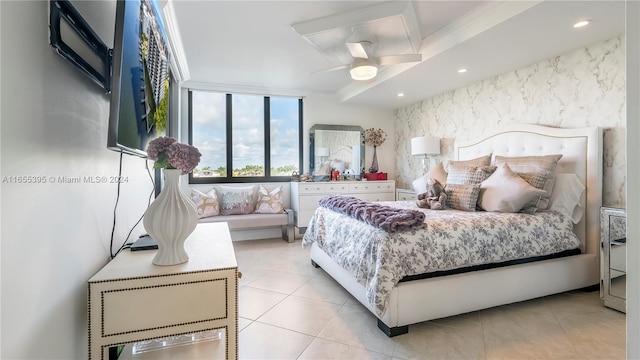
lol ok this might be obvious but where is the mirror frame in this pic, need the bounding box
[309,124,365,181]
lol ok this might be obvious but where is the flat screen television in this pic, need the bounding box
[108,0,171,157]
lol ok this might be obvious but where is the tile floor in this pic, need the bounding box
[123,237,626,359]
[233,238,626,360]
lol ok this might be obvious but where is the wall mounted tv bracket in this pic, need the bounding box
[49,0,112,93]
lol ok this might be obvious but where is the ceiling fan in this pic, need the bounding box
[318,40,422,81]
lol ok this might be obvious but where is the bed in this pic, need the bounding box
[302,124,603,336]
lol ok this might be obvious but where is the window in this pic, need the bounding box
[189,90,302,183]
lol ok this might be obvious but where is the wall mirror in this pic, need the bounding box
[600,207,626,313]
[309,124,364,181]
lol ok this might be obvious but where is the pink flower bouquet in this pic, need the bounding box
[146,136,201,175]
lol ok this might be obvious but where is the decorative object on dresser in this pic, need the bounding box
[309,124,364,181]
[290,180,395,231]
[144,137,201,266]
[600,207,626,313]
[411,135,441,173]
[364,128,387,173]
[87,223,238,360]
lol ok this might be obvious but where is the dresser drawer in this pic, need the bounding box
[349,181,394,193]
[296,184,326,194]
[299,195,325,210]
[325,183,349,193]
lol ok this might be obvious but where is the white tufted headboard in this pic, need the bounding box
[454,124,603,257]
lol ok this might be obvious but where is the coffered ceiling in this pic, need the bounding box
[165,1,625,109]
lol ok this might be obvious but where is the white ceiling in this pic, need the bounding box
[166,0,625,110]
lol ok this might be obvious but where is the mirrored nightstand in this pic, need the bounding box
[600,207,626,313]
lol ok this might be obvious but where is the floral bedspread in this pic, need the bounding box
[302,200,581,317]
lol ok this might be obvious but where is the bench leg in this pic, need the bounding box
[282,209,295,243]
[282,224,294,243]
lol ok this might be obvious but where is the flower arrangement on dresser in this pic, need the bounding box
[364,128,387,176]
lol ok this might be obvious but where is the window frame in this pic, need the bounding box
[188,90,303,184]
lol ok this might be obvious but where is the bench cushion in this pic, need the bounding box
[198,212,288,229]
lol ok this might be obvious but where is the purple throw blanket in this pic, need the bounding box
[318,195,425,233]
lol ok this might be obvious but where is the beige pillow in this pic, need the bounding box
[445,183,481,212]
[191,188,220,219]
[219,185,256,215]
[446,154,492,172]
[478,163,546,213]
[494,154,563,210]
[411,162,448,193]
[446,164,496,185]
[254,185,285,214]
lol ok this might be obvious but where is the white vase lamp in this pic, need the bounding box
[411,136,441,173]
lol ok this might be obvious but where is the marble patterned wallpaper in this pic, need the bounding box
[394,36,626,207]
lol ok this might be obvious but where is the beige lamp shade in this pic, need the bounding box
[411,136,440,156]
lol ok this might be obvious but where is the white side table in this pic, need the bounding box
[88,222,238,360]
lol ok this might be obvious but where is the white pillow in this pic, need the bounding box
[478,163,546,213]
[548,173,586,224]
[411,162,448,194]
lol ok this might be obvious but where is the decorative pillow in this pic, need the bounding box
[219,185,256,215]
[446,154,492,172]
[445,183,481,211]
[446,164,496,185]
[478,163,547,213]
[254,185,285,214]
[494,154,563,210]
[411,162,448,194]
[190,188,220,219]
[548,173,586,224]
[517,171,551,213]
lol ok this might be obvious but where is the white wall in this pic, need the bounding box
[303,94,395,179]
[1,1,152,358]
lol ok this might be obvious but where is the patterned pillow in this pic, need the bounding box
[219,185,256,215]
[495,154,562,210]
[445,183,481,211]
[478,163,547,213]
[446,164,496,185]
[254,185,285,214]
[190,188,220,219]
[518,171,551,214]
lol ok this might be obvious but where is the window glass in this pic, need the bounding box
[191,91,227,177]
[270,97,300,176]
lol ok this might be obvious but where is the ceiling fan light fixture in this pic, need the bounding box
[350,58,378,81]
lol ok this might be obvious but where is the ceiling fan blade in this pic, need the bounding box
[377,54,422,65]
[346,42,369,59]
[312,64,349,74]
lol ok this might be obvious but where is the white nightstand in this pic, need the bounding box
[396,188,416,201]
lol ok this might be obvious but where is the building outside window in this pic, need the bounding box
[189,90,302,183]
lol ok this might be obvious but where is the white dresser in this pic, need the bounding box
[290,180,395,230]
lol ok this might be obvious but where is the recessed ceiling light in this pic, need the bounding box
[458,68,467,73]
[573,20,590,28]
[397,92,405,97]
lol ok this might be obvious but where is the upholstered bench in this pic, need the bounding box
[197,208,295,243]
